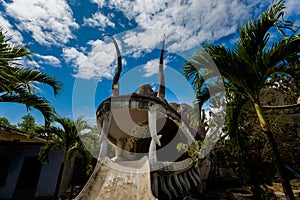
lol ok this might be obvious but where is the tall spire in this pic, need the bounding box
[104,35,122,96]
[157,36,165,100]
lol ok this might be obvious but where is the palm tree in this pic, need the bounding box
[183,60,211,130]
[0,29,62,122]
[37,116,91,198]
[185,1,299,199]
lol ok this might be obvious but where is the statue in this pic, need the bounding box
[75,36,203,200]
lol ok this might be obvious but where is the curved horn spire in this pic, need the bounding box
[104,35,122,96]
[157,36,165,100]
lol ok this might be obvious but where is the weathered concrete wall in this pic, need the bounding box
[35,150,64,197]
[75,156,157,200]
[0,144,63,199]
[0,145,25,200]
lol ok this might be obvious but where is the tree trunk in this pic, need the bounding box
[58,152,72,198]
[55,161,64,199]
[254,103,295,200]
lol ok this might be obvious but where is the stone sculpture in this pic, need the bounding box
[75,36,204,200]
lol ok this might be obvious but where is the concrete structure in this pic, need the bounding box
[75,37,204,200]
[75,157,157,200]
[0,126,64,200]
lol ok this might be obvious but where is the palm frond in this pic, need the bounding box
[0,93,56,122]
[203,1,299,101]
[0,30,31,66]
[204,44,255,98]
[0,29,61,122]
[13,67,63,95]
[38,116,90,163]
[38,135,63,163]
[238,0,286,58]
[268,34,300,68]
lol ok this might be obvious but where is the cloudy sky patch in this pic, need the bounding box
[3,0,79,46]
[0,0,299,124]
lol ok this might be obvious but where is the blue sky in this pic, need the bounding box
[0,0,299,125]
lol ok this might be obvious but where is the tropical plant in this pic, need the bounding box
[37,116,91,197]
[183,60,211,127]
[185,1,299,199]
[0,29,62,122]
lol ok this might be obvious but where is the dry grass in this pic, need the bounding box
[267,179,300,191]
[266,180,300,199]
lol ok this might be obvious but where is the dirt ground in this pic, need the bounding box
[267,180,300,200]
[183,179,300,200]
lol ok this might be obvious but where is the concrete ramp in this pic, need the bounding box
[74,156,157,200]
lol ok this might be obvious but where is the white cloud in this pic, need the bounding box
[25,59,40,69]
[0,14,23,44]
[90,0,299,80]
[83,12,115,30]
[122,29,165,58]
[93,0,276,53]
[92,0,105,8]
[34,54,61,67]
[143,58,169,77]
[51,0,300,81]
[62,39,119,80]
[3,0,79,46]
[14,57,40,69]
